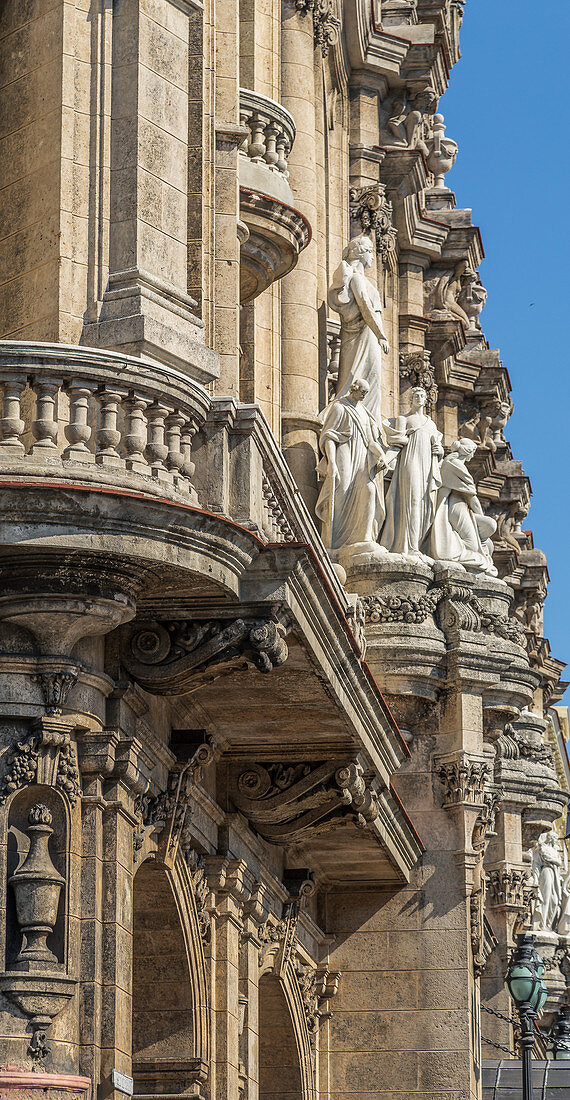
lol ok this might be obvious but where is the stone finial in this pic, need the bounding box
[426,113,458,189]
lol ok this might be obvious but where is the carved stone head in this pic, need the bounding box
[343,235,374,268]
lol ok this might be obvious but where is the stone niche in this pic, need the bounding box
[6,787,68,971]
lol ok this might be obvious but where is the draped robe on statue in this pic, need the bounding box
[328,263,385,429]
[316,397,385,552]
[428,451,497,574]
[380,415,442,556]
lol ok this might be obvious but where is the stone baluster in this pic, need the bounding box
[180,419,196,482]
[30,378,61,456]
[248,114,266,161]
[275,133,289,175]
[124,394,150,475]
[146,402,170,481]
[63,382,95,463]
[0,378,26,455]
[95,387,125,467]
[239,108,251,155]
[264,121,279,169]
[165,411,185,484]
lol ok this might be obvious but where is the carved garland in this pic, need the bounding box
[0,726,81,806]
[295,0,340,57]
[360,580,525,645]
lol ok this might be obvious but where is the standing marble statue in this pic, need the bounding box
[380,386,444,559]
[428,438,498,575]
[316,379,386,558]
[328,235,389,430]
[531,829,564,932]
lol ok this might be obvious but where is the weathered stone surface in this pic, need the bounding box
[0,2,565,1099]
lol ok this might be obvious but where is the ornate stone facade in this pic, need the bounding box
[0,1,567,1099]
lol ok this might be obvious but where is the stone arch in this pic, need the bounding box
[132,854,209,1095]
[258,951,315,1100]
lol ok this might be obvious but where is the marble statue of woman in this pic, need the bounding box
[428,438,498,575]
[328,235,389,431]
[316,379,386,561]
[379,386,443,559]
[531,829,564,932]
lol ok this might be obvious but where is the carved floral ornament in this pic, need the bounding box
[256,880,341,1058]
[487,866,535,911]
[135,747,216,942]
[294,0,340,57]
[435,754,490,807]
[399,351,438,412]
[0,723,81,806]
[349,185,398,264]
[359,576,525,644]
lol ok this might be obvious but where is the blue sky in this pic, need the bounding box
[440,0,570,700]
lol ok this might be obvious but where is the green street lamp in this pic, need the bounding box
[505,934,548,1100]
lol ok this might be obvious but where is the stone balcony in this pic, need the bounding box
[0,340,422,886]
[0,342,210,505]
[238,89,311,303]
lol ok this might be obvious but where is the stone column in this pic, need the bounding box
[280,0,319,508]
[205,859,251,1100]
[327,563,540,1100]
[76,730,152,1100]
[83,0,218,385]
[212,0,245,399]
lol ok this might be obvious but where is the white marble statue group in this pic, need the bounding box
[316,235,497,574]
[530,828,570,937]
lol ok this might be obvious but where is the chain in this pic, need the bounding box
[481,1001,520,1028]
[481,1034,519,1058]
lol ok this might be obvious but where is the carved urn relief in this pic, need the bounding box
[1,799,76,1064]
[9,805,65,968]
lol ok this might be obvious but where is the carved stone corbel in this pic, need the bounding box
[32,667,79,715]
[134,742,215,864]
[122,617,288,696]
[230,759,381,843]
[294,960,341,1054]
[257,873,315,973]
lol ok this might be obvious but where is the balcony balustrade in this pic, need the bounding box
[0,343,210,503]
[238,89,310,303]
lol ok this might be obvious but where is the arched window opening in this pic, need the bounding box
[259,973,303,1100]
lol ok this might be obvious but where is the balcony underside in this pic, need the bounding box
[0,484,421,885]
[239,161,310,303]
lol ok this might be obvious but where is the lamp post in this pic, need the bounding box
[504,933,548,1100]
